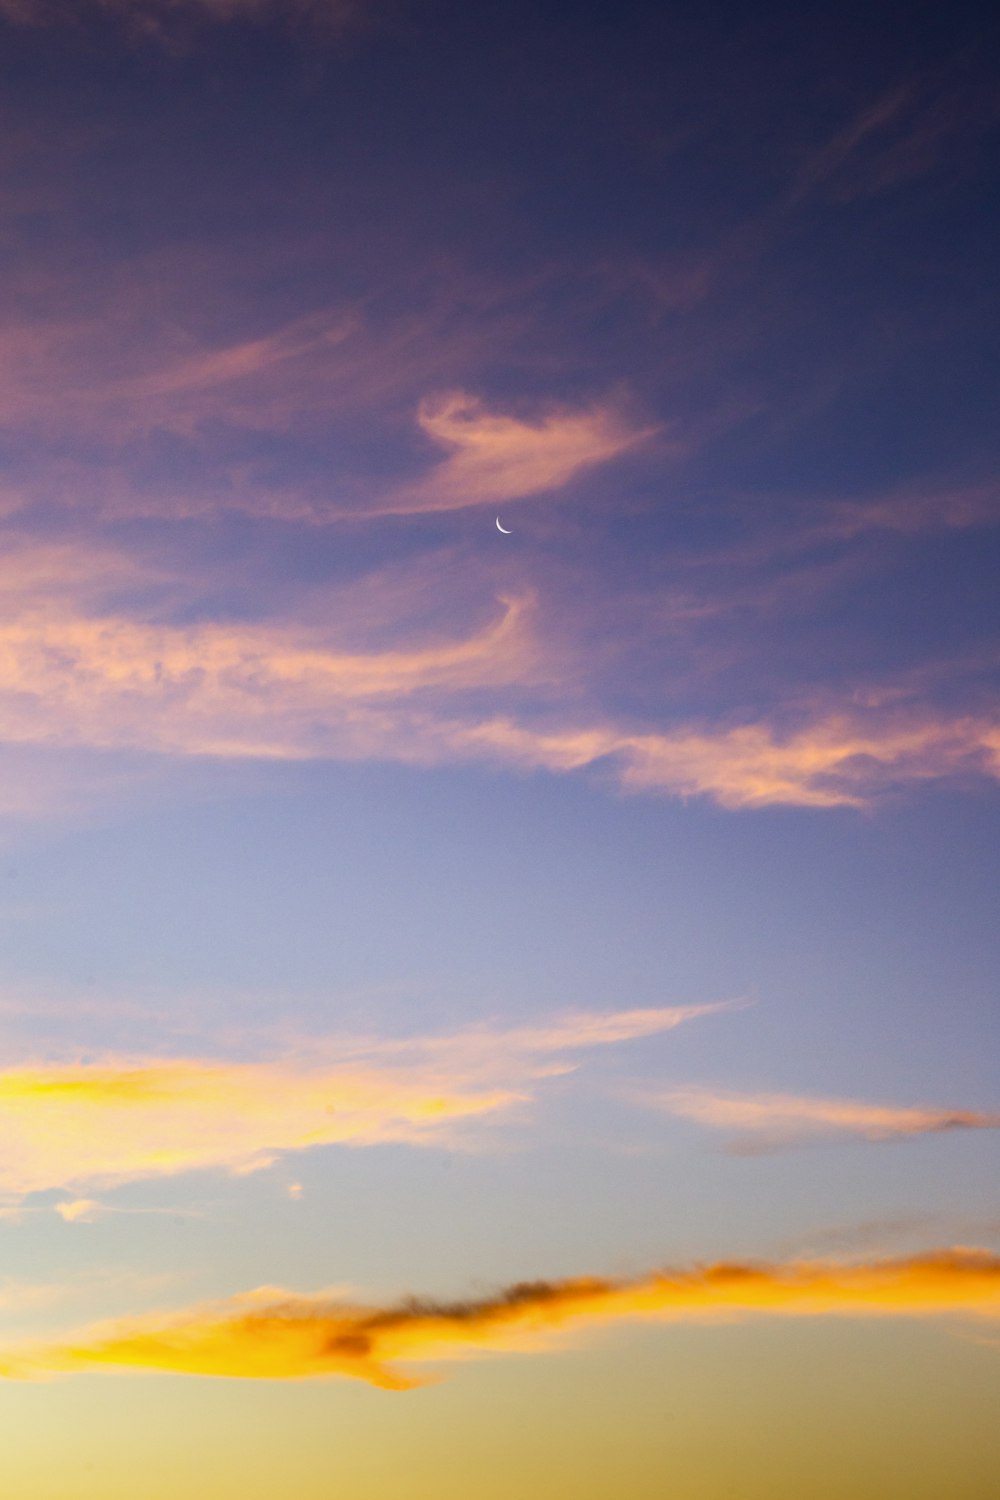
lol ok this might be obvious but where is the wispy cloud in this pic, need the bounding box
[0,303,363,452]
[787,84,919,205]
[0,539,996,810]
[380,392,659,516]
[0,0,362,37]
[433,709,1000,810]
[3,1248,997,1385]
[825,482,1000,540]
[652,1087,1000,1152]
[53,1199,102,1223]
[0,576,541,763]
[725,481,1000,566]
[788,65,1000,206]
[0,1004,721,1199]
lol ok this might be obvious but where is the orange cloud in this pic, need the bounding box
[0,585,540,761]
[382,391,658,514]
[3,1248,998,1385]
[1,590,998,806]
[428,709,1000,810]
[653,1088,1000,1151]
[0,1004,719,1199]
[618,714,1000,808]
[0,309,650,524]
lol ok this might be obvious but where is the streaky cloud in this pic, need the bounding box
[652,1087,1000,1152]
[3,1247,998,1386]
[0,541,997,810]
[0,0,361,34]
[0,1003,721,1198]
[437,709,1000,809]
[380,391,659,516]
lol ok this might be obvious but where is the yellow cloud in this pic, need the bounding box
[53,1199,102,1223]
[0,1004,719,1198]
[654,1088,1000,1150]
[3,1248,997,1386]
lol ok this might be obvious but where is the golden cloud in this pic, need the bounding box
[654,1087,1000,1151]
[3,1248,998,1385]
[0,1004,720,1199]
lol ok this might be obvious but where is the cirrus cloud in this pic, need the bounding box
[0,546,997,809]
[0,1004,722,1200]
[0,0,360,33]
[380,391,660,515]
[0,540,998,814]
[651,1087,1000,1152]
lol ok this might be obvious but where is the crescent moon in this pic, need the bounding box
[496,517,512,534]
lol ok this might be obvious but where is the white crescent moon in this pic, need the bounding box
[496,517,512,534]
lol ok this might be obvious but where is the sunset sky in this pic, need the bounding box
[0,2,998,1496]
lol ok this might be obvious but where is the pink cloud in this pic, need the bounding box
[0,0,361,31]
[651,1087,1000,1151]
[380,391,660,515]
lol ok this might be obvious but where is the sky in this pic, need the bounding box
[0,0,998,1495]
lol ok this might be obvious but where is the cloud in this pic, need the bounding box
[381,392,658,515]
[0,294,653,527]
[0,581,542,762]
[1,587,998,806]
[3,1248,998,1385]
[428,709,1000,810]
[0,539,997,814]
[787,85,918,205]
[0,0,360,35]
[652,1088,1000,1152]
[0,1279,75,1313]
[53,1199,102,1223]
[678,481,1000,580]
[821,483,1000,541]
[129,309,362,411]
[787,66,1000,207]
[0,304,364,456]
[0,1004,720,1199]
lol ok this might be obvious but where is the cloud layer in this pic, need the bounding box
[0,538,997,811]
[3,1248,997,1385]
